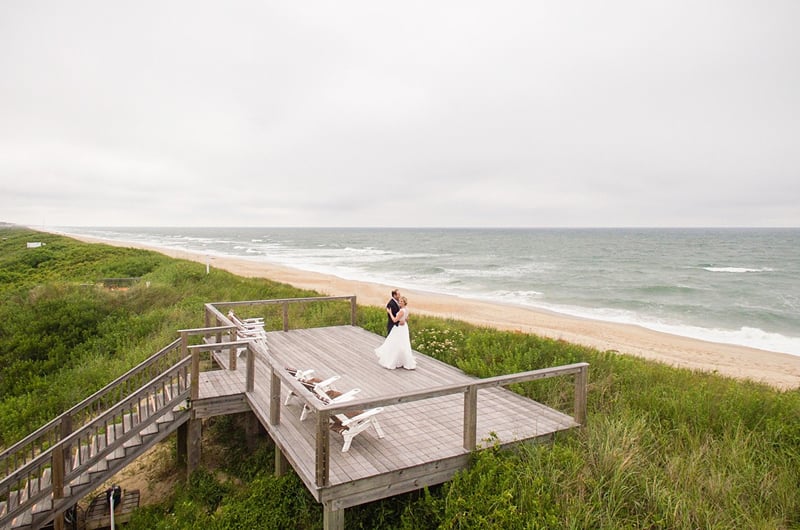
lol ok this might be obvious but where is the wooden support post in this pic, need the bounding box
[52,458,64,530]
[229,329,237,371]
[186,418,202,477]
[215,317,222,345]
[349,296,357,326]
[463,385,478,451]
[50,413,73,530]
[246,345,255,393]
[269,368,281,425]
[185,331,198,402]
[282,302,289,331]
[323,503,344,530]
[315,411,330,487]
[275,446,289,477]
[177,421,188,465]
[60,413,73,445]
[244,412,261,451]
[574,364,588,426]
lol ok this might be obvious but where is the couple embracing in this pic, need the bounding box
[375,288,416,370]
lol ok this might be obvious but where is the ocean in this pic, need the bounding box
[55,226,800,356]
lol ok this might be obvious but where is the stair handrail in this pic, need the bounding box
[1,337,183,477]
[0,355,192,526]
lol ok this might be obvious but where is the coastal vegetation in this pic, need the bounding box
[1,226,799,528]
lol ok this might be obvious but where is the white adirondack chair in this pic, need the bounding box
[300,385,361,421]
[284,368,386,451]
[330,407,386,452]
[228,310,268,356]
[284,368,341,406]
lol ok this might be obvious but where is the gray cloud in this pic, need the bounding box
[1,0,798,227]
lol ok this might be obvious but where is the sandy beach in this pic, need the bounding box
[70,234,800,390]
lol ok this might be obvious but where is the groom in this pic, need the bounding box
[386,289,401,335]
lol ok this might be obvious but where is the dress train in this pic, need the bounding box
[375,322,416,370]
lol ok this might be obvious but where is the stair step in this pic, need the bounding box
[9,475,36,529]
[12,510,27,526]
[30,496,52,515]
[110,445,126,460]
[70,468,90,487]
[0,468,57,529]
[72,443,89,470]
[11,512,31,528]
[123,434,142,449]
[5,491,20,513]
[30,468,52,515]
[123,412,137,431]
[88,458,108,475]
[140,423,159,436]
[90,434,108,456]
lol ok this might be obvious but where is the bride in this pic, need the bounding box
[375,296,416,370]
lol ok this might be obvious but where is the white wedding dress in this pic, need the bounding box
[375,308,416,370]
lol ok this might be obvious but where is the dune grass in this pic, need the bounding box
[1,226,799,529]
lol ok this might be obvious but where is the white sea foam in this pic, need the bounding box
[646,323,800,356]
[52,226,800,357]
[492,299,800,356]
[702,266,774,273]
[440,264,552,278]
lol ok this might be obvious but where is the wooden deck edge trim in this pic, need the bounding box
[192,394,250,419]
[321,454,471,510]
[322,429,573,512]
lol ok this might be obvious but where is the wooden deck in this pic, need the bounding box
[195,325,580,511]
[0,296,584,530]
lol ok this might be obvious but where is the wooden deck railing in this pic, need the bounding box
[0,338,184,478]
[178,325,240,394]
[185,340,255,397]
[267,358,589,487]
[0,357,192,527]
[204,295,358,333]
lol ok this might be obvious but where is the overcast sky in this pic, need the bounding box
[1,1,798,228]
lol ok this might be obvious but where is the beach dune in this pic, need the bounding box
[70,234,800,391]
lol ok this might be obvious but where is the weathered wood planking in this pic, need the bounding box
[84,489,140,530]
[195,325,579,508]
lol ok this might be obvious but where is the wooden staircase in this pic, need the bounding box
[0,341,192,530]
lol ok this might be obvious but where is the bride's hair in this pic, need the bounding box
[400,296,408,305]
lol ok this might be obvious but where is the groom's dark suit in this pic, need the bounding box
[386,297,400,335]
